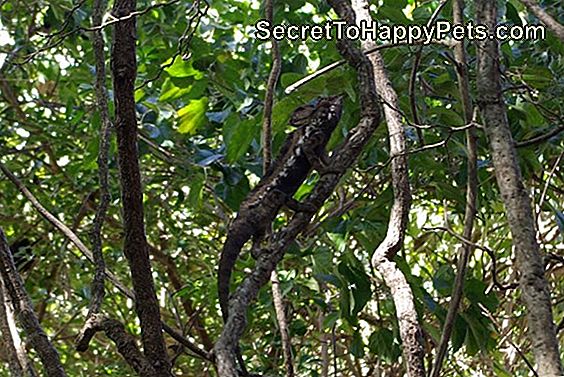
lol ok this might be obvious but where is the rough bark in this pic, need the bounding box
[475,0,563,375]
[0,228,66,377]
[111,0,171,374]
[214,8,381,372]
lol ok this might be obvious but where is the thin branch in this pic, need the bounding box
[259,0,293,374]
[519,0,564,42]
[87,0,112,319]
[515,125,564,148]
[284,38,456,95]
[260,0,281,173]
[430,1,478,374]
[136,0,209,90]
[423,226,518,290]
[270,271,294,377]
[479,304,539,376]
[408,48,425,145]
[14,0,189,66]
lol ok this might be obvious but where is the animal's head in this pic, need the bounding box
[316,95,343,122]
[289,95,343,127]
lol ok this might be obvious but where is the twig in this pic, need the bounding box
[479,304,539,377]
[284,38,456,95]
[14,0,187,66]
[516,125,564,148]
[423,226,518,290]
[136,0,209,89]
[430,1,478,374]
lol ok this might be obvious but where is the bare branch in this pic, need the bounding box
[519,0,564,42]
[516,125,564,148]
[75,314,159,377]
[87,0,112,319]
[430,0,478,374]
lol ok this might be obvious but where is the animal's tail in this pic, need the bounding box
[218,226,249,321]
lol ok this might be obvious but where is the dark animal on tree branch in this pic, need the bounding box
[218,95,344,322]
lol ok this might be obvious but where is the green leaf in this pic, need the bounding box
[351,331,365,358]
[505,1,522,25]
[281,72,303,89]
[222,115,257,163]
[187,174,204,209]
[433,265,455,297]
[451,314,467,352]
[464,278,499,312]
[461,305,497,354]
[521,67,553,89]
[378,6,411,24]
[368,328,401,362]
[165,57,204,79]
[159,78,193,102]
[337,252,372,318]
[177,97,208,134]
[323,312,339,330]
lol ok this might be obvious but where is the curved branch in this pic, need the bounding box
[519,0,564,42]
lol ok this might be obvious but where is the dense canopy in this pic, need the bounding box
[0,0,562,376]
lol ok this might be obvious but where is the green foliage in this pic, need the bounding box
[0,0,562,375]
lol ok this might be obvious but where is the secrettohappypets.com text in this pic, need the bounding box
[255,19,546,44]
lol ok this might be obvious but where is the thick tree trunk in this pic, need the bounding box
[475,1,563,375]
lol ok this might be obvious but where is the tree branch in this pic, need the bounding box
[0,228,67,377]
[111,0,171,373]
[431,0,478,374]
[519,0,564,42]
